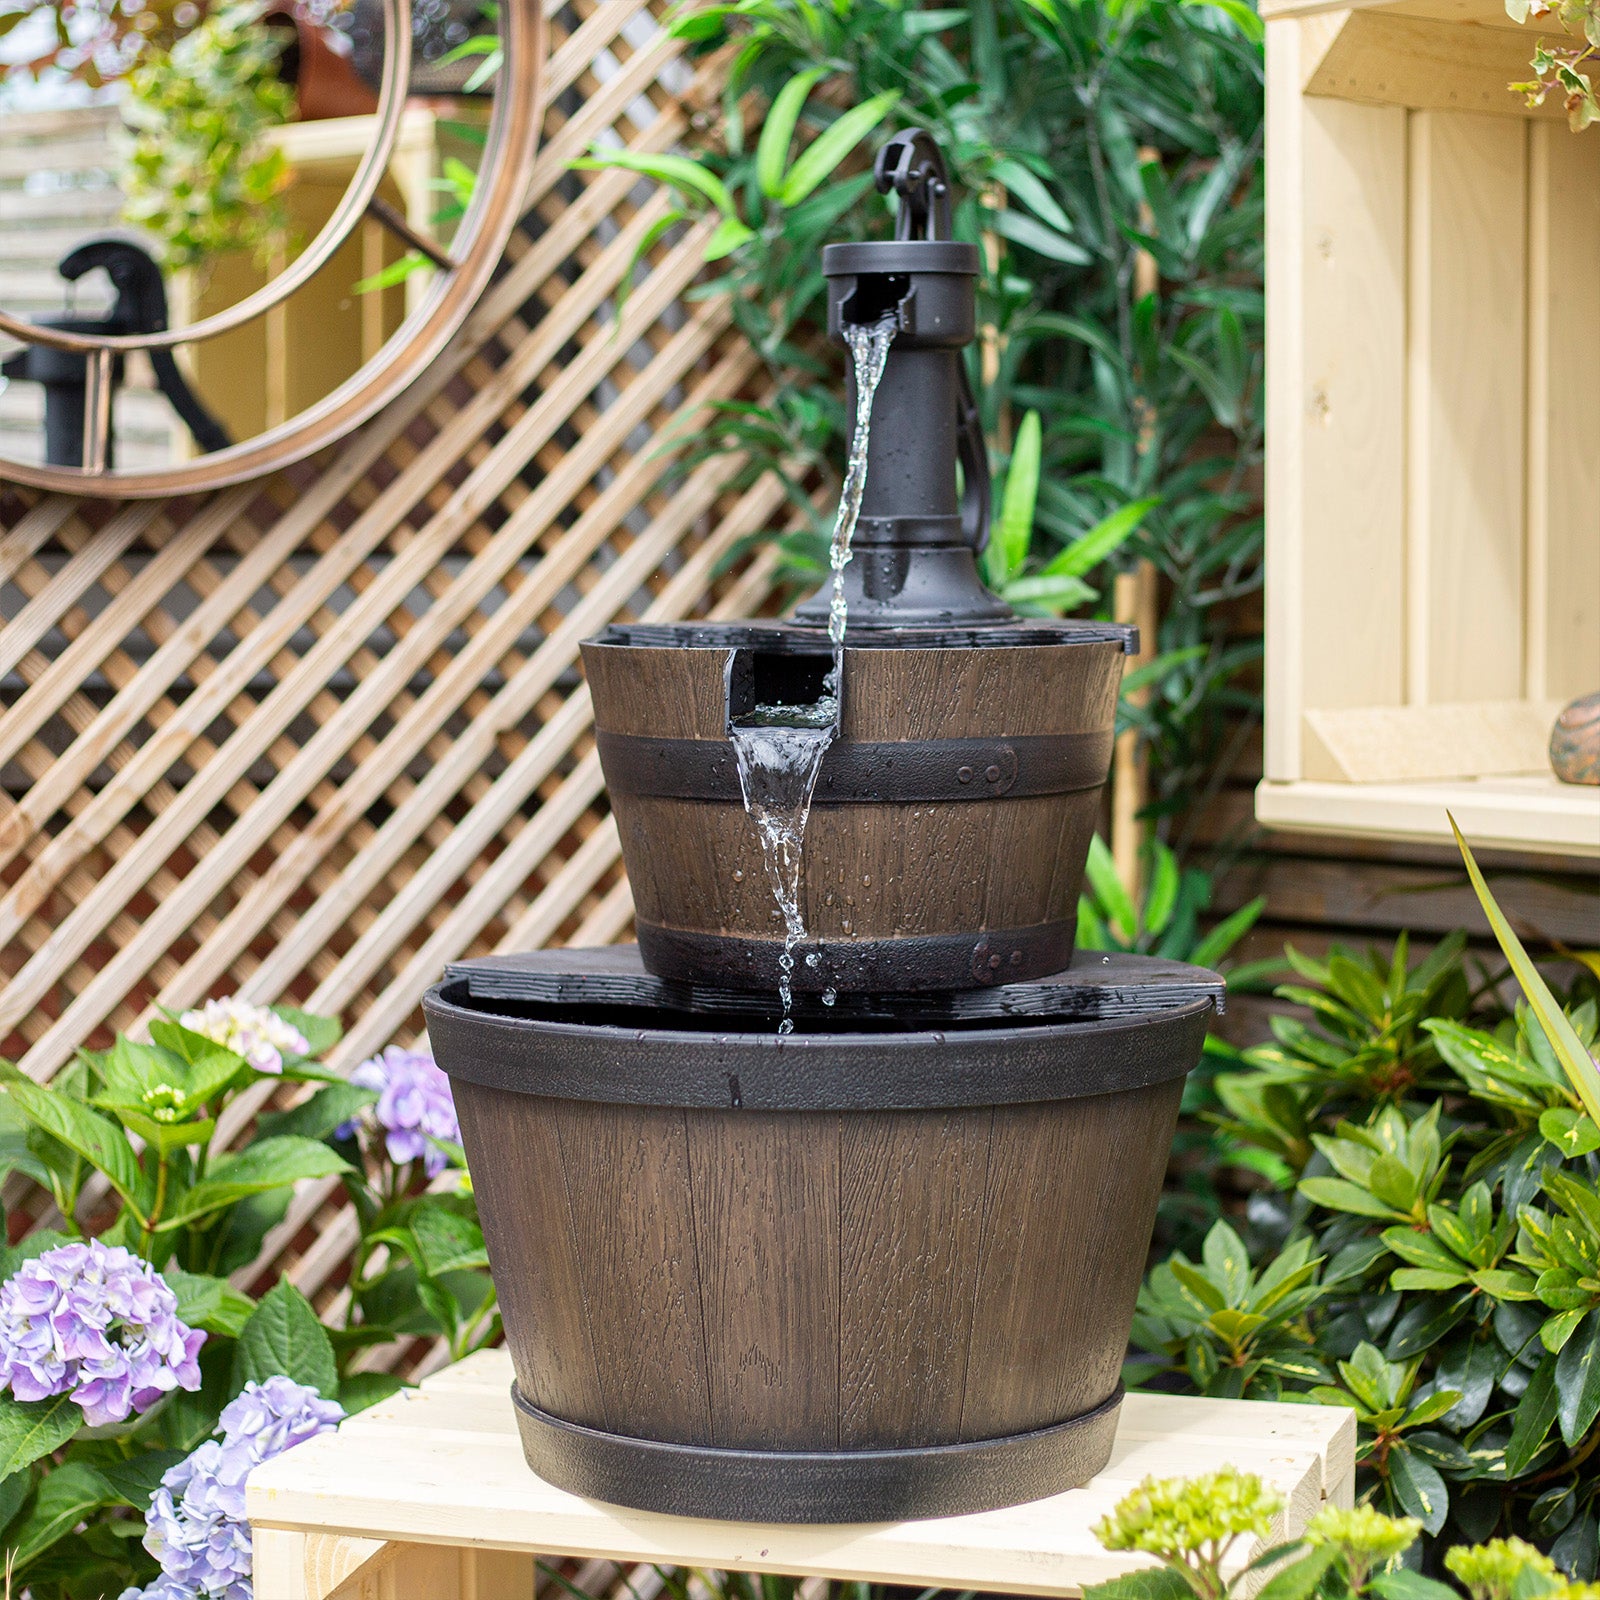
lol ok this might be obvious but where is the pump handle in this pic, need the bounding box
[874,129,953,243]
[58,239,231,455]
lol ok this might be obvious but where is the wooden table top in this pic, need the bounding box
[248,1349,1356,1598]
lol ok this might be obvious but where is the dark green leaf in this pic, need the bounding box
[410,1204,489,1276]
[257,1082,376,1145]
[1082,1569,1197,1600]
[338,1372,406,1416]
[165,1268,256,1338]
[164,1136,350,1228]
[1253,1547,1338,1600]
[0,1393,81,1476]
[98,1448,187,1510]
[8,1460,111,1567]
[1387,1445,1448,1533]
[231,1279,339,1401]
[1371,1572,1461,1600]
[1505,1357,1559,1476]
[1554,1310,1600,1445]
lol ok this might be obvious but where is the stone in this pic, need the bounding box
[1549,692,1600,786]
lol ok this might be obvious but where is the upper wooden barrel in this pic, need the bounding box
[582,621,1134,993]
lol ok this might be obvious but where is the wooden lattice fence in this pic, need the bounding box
[0,0,782,1373]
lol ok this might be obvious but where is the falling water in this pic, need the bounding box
[827,313,898,651]
[729,313,897,1033]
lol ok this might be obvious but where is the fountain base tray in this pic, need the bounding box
[511,1380,1124,1524]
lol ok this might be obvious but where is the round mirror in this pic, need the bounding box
[0,0,540,495]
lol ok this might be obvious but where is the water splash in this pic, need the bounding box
[729,313,897,1033]
[729,718,833,1033]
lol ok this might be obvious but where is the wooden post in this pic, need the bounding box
[1110,149,1164,903]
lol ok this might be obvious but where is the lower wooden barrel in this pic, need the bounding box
[424,975,1207,1522]
[582,621,1133,994]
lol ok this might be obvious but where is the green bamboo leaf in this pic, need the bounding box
[990,409,1041,584]
[778,91,901,208]
[573,148,739,218]
[1084,832,1139,944]
[1452,815,1600,1126]
[756,68,826,198]
[1041,496,1157,580]
[1190,896,1266,970]
[993,206,1091,264]
[704,215,756,262]
[992,157,1071,232]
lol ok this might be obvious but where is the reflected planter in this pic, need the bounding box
[424,966,1210,1523]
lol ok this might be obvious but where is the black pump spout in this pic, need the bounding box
[794,129,1011,629]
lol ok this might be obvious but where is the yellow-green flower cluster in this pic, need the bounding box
[1445,1539,1560,1600]
[1092,1467,1284,1558]
[1304,1505,1421,1567]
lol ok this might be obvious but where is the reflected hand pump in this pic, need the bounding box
[0,239,230,468]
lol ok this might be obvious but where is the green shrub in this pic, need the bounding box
[1130,914,1600,1569]
[581,0,1266,836]
[118,2,293,271]
[1083,1467,1594,1600]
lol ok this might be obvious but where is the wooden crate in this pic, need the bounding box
[1258,0,1600,857]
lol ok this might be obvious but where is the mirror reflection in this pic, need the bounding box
[0,0,496,471]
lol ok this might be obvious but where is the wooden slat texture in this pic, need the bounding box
[0,0,789,1369]
[248,1348,1356,1600]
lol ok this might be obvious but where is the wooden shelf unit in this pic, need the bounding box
[1259,0,1600,858]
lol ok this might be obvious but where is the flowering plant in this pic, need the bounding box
[0,1005,494,1598]
[1086,1469,1595,1600]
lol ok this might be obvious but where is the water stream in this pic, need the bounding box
[728,313,897,1031]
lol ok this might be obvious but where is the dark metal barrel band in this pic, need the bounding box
[511,1383,1123,1524]
[596,729,1113,803]
[636,919,1077,993]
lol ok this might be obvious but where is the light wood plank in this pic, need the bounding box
[1406,111,1528,706]
[1257,774,1600,855]
[1303,697,1566,780]
[1303,10,1563,116]
[1524,121,1600,702]
[1299,96,1408,717]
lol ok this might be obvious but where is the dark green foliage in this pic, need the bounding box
[1132,934,1600,1569]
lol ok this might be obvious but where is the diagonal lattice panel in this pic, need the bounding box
[0,0,789,1352]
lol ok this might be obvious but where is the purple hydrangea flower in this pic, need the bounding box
[348,1044,459,1176]
[177,997,310,1076]
[0,1239,204,1427]
[123,1375,344,1600]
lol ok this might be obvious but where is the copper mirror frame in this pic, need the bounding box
[0,0,544,498]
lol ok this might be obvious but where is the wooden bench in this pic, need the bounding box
[248,1348,1356,1600]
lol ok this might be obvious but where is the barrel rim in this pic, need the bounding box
[423,979,1211,1110]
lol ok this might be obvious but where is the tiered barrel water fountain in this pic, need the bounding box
[425,131,1221,1525]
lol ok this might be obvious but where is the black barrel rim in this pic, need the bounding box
[512,1383,1123,1524]
[423,980,1211,1111]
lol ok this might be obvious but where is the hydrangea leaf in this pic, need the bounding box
[0,1064,146,1216]
[7,1459,112,1568]
[162,1136,350,1229]
[98,1447,188,1511]
[165,1268,256,1338]
[256,1082,376,1145]
[231,1279,338,1402]
[0,1392,82,1476]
